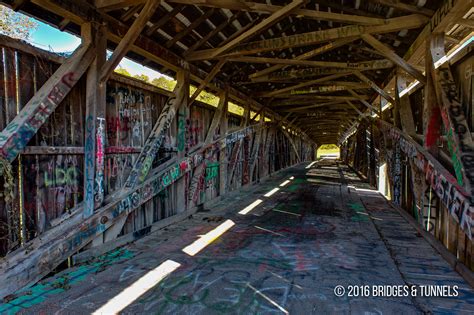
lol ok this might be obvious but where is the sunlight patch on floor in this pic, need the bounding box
[182,220,235,256]
[239,199,263,215]
[93,260,181,314]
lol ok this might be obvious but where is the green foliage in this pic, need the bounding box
[0,5,38,40]
[115,70,246,117]
[151,76,176,91]
[114,68,131,77]
[133,74,149,83]
[319,144,339,150]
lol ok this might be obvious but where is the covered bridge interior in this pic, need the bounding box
[0,0,474,313]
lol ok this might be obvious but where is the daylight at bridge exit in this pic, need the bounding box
[0,0,473,314]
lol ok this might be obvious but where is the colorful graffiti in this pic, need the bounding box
[0,248,133,314]
[0,71,77,162]
[125,96,177,189]
[95,117,105,207]
[378,120,474,239]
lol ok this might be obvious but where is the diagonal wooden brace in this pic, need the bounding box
[0,43,95,162]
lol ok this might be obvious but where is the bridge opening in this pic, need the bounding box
[0,0,474,313]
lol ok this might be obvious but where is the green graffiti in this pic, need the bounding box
[348,203,369,222]
[0,248,133,314]
[287,178,307,192]
[205,163,219,180]
[446,129,464,186]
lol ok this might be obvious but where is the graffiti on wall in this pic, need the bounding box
[392,142,401,206]
[125,96,177,189]
[95,117,105,207]
[0,72,77,161]
[378,120,474,239]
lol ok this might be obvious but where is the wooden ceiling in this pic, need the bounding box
[3,0,472,144]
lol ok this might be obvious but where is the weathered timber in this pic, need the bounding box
[263,72,351,97]
[0,123,263,300]
[184,13,241,56]
[189,59,226,106]
[99,0,160,83]
[0,42,94,162]
[249,37,357,79]
[27,0,305,138]
[189,90,228,205]
[167,0,387,25]
[230,57,394,71]
[83,23,107,217]
[123,71,186,190]
[201,0,305,59]
[361,33,426,84]
[348,89,380,113]
[353,70,396,104]
[165,8,215,49]
[252,67,388,83]
[377,119,474,240]
[430,33,474,201]
[187,14,428,60]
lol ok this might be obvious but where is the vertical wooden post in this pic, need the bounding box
[423,37,440,157]
[241,103,250,128]
[219,87,229,197]
[83,22,107,218]
[176,68,190,213]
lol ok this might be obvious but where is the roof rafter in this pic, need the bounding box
[249,37,357,79]
[199,0,306,60]
[166,0,387,25]
[187,14,429,60]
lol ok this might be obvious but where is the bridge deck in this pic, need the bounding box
[2,160,473,314]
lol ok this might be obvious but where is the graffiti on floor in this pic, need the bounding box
[0,248,134,314]
[348,202,369,222]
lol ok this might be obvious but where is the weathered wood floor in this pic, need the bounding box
[1,160,473,314]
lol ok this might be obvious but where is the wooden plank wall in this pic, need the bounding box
[341,51,474,272]
[0,42,314,257]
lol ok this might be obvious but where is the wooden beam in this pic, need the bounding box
[189,89,228,204]
[184,12,241,55]
[165,8,215,48]
[189,58,227,106]
[361,33,426,84]
[281,100,343,112]
[167,0,386,25]
[219,87,229,195]
[217,15,262,48]
[187,14,429,60]
[83,22,108,217]
[396,73,416,135]
[230,56,394,71]
[195,0,305,59]
[345,100,366,116]
[146,5,184,36]
[458,18,474,29]
[272,94,367,106]
[282,128,301,162]
[121,4,143,21]
[99,0,160,83]
[96,0,146,11]
[0,123,267,300]
[32,0,306,142]
[274,82,369,96]
[353,70,395,104]
[368,0,434,17]
[249,37,357,79]
[123,69,187,190]
[430,33,474,199]
[0,43,95,162]
[263,72,351,97]
[252,67,356,83]
[348,89,380,113]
